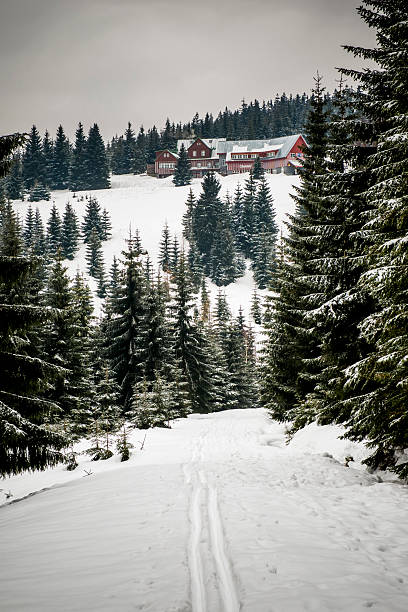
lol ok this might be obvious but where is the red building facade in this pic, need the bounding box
[154,135,308,178]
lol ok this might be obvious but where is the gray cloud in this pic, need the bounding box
[0,0,376,139]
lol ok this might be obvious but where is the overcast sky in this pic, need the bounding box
[0,0,376,140]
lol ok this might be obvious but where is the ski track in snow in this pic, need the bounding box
[184,431,240,612]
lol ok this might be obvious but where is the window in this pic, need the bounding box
[193,151,197,157]
[291,153,296,158]
[201,150,205,157]
[197,162,201,167]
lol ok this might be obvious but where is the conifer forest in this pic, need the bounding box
[1,2,407,611]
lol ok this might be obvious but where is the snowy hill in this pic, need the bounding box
[13,172,299,317]
[1,409,407,611]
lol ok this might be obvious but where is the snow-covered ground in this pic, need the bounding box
[12,172,298,317]
[1,409,407,611]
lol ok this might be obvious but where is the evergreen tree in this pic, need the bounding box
[251,288,263,324]
[173,144,192,186]
[85,227,105,278]
[159,222,172,273]
[0,200,66,476]
[252,155,264,180]
[52,125,70,189]
[182,188,196,241]
[101,208,112,240]
[69,122,88,191]
[61,202,80,260]
[240,172,257,257]
[261,74,331,422]
[23,205,35,248]
[209,206,245,286]
[22,125,45,189]
[192,171,223,271]
[42,130,54,189]
[82,195,104,242]
[46,202,62,255]
[340,0,408,476]
[4,155,24,200]
[29,181,51,202]
[123,122,136,173]
[85,123,110,190]
[172,251,215,413]
[32,208,46,255]
[105,234,149,408]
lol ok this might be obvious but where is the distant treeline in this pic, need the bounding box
[0,91,334,198]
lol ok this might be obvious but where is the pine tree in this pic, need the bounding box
[46,202,62,255]
[105,234,149,408]
[159,222,172,273]
[261,74,331,423]
[61,202,80,260]
[85,227,105,278]
[69,122,88,191]
[209,205,245,286]
[339,0,408,476]
[173,143,192,186]
[123,122,136,173]
[42,130,54,188]
[182,188,196,241]
[29,181,51,202]
[52,125,70,189]
[4,155,24,200]
[82,196,104,242]
[32,208,46,255]
[252,155,264,180]
[172,251,215,412]
[22,125,45,189]
[84,123,110,190]
[192,171,223,271]
[23,205,35,247]
[240,172,257,257]
[0,201,66,475]
[251,288,262,324]
[101,208,112,240]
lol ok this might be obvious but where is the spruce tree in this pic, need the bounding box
[159,222,172,273]
[52,125,70,189]
[42,130,54,189]
[101,208,112,240]
[173,143,192,186]
[0,201,66,475]
[46,202,62,255]
[85,227,105,278]
[61,202,80,260]
[85,123,110,190]
[69,122,88,191]
[29,182,51,202]
[252,155,264,180]
[4,155,24,200]
[105,234,149,408]
[340,0,408,476]
[171,251,215,412]
[182,188,196,241]
[22,125,45,189]
[82,195,104,242]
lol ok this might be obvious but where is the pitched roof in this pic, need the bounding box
[177,134,306,160]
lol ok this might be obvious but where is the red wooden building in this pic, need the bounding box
[154,134,307,178]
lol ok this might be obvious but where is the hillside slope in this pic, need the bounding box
[13,172,299,316]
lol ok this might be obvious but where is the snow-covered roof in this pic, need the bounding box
[288,158,303,167]
[177,138,226,159]
[177,134,305,160]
